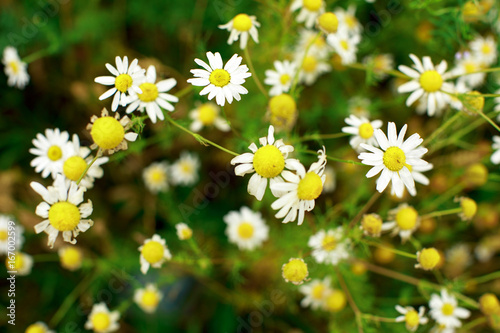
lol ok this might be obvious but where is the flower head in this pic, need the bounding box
[429,289,470,330]
[224,206,269,251]
[138,234,172,274]
[169,151,200,186]
[382,203,420,242]
[218,14,260,49]
[30,128,73,179]
[58,246,84,271]
[342,115,383,152]
[2,46,29,89]
[25,322,55,333]
[360,213,383,237]
[134,284,163,314]
[308,227,350,265]
[327,28,361,65]
[267,94,298,131]
[415,247,441,271]
[6,252,33,276]
[297,52,331,86]
[395,305,429,332]
[469,35,497,66]
[299,277,332,310]
[264,60,297,96]
[175,223,193,240]
[291,0,325,28]
[143,161,170,193]
[189,102,230,132]
[84,303,120,333]
[282,258,309,285]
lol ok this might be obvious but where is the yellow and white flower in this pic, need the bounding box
[381,203,420,242]
[342,115,383,152]
[291,0,325,29]
[308,227,350,265]
[296,29,332,59]
[189,102,230,132]
[395,305,428,332]
[453,52,486,88]
[390,161,433,197]
[138,234,172,274]
[30,128,73,179]
[31,174,93,248]
[297,53,331,85]
[334,6,363,37]
[94,56,145,111]
[327,28,361,65]
[429,289,470,330]
[491,136,500,164]
[58,246,84,271]
[469,35,497,66]
[175,223,193,240]
[134,284,163,313]
[363,54,395,80]
[25,321,55,333]
[0,215,24,255]
[218,14,260,49]
[169,151,200,186]
[84,302,120,333]
[223,206,269,251]
[299,277,333,310]
[6,252,33,276]
[2,46,29,89]
[348,96,371,117]
[264,60,297,96]
[187,52,251,106]
[143,161,170,193]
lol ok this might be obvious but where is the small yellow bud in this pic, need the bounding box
[416,248,440,271]
[361,214,383,237]
[282,258,309,285]
[318,12,338,34]
[480,293,500,316]
[325,289,346,312]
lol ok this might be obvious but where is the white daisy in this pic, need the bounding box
[125,65,178,123]
[175,223,193,240]
[429,289,470,330]
[189,102,230,132]
[358,122,430,198]
[341,115,383,152]
[390,161,433,197]
[308,227,350,265]
[25,322,55,333]
[270,147,327,225]
[84,302,120,333]
[395,305,429,332]
[334,6,363,37]
[94,56,145,111]
[297,52,331,86]
[398,54,453,117]
[134,284,163,314]
[348,96,371,117]
[381,203,420,243]
[296,29,332,59]
[31,174,93,248]
[491,136,500,164]
[299,277,333,310]
[169,151,200,186]
[29,128,74,179]
[264,60,297,96]
[7,252,33,276]
[138,234,172,274]
[223,206,269,251]
[291,0,325,29]
[448,80,470,111]
[0,215,24,255]
[453,53,486,89]
[363,53,395,80]
[187,51,251,106]
[218,13,260,49]
[230,125,295,201]
[2,46,29,89]
[327,28,361,65]
[143,161,170,193]
[469,35,498,66]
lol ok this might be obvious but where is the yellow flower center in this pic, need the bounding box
[480,293,500,315]
[361,214,382,235]
[0,230,8,241]
[464,61,477,74]
[9,61,20,74]
[419,70,443,92]
[481,44,492,54]
[318,12,338,34]
[405,310,420,328]
[180,227,192,240]
[180,162,193,174]
[321,234,337,251]
[460,198,477,219]
[325,289,346,312]
[48,202,81,232]
[311,284,325,299]
[303,0,322,11]
[464,91,484,113]
[252,145,285,178]
[297,172,323,201]
[141,290,160,308]
[25,323,46,333]
[232,13,253,32]
[138,82,159,103]
[418,248,440,270]
[115,73,133,93]
[60,247,83,270]
[395,206,418,230]
[269,94,297,130]
[280,74,291,85]
[442,303,455,316]
[149,169,166,184]
[340,40,349,50]
[209,69,231,87]
[302,56,317,72]
[383,147,408,172]
[91,312,110,331]
[464,163,488,187]
[358,123,374,139]
[198,104,218,125]
[141,241,164,264]
[6,252,24,271]
[282,258,308,284]
[90,116,125,150]
[47,145,63,161]
[237,222,254,239]
[345,15,357,29]
[63,156,87,181]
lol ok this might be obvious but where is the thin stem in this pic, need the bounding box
[423,111,463,146]
[336,268,364,333]
[449,66,500,79]
[421,207,462,220]
[22,45,59,64]
[297,132,349,142]
[348,191,382,229]
[459,317,487,332]
[477,110,500,133]
[290,32,320,95]
[175,85,193,99]
[76,149,102,185]
[360,314,397,323]
[364,241,417,259]
[467,270,500,285]
[243,47,268,98]
[363,261,421,286]
[347,63,409,80]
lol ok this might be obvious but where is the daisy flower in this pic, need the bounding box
[291,0,325,29]
[267,94,298,131]
[187,51,251,106]
[84,302,120,333]
[395,305,429,332]
[138,234,172,274]
[391,162,433,197]
[341,115,383,152]
[334,6,363,36]
[327,28,360,65]
[94,56,145,111]
[87,108,138,154]
[348,96,371,117]
[134,284,163,314]
[6,252,33,276]
[491,136,500,164]
[223,206,269,251]
[0,215,23,255]
[381,203,420,243]
[169,151,200,186]
[299,277,333,310]
[297,53,331,86]
[317,12,339,35]
[398,54,453,117]
[296,29,332,59]
[270,147,327,225]
[448,80,470,111]
[469,35,498,66]
[175,223,193,240]
[453,53,486,88]
[31,174,93,248]
[358,122,430,198]
[29,128,73,179]
[429,289,470,330]
[2,46,29,89]
[282,258,309,285]
[264,60,297,96]
[308,227,350,265]
[363,53,395,80]
[189,102,230,132]
[58,246,83,271]
[143,161,170,193]
[230,125,295,201]
[25,322,55,333]
[218,14,260,49]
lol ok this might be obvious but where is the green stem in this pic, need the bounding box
[364,241,417,259]
[449,66,500,79]
[243,47,268,98]
[477,110,500,133]
[467,270,500,285]
[76,149,102,185]
[347,63,409,80]
[459,317,487,332]
[301,149,364,165]
[423,111,463,146]
[22,45,59,64]
[175,85,193,99]
[290,32,320,95]
[421,207,462,219]
[297,132,349,142]
[360,314,397,323]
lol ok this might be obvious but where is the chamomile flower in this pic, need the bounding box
[429,289,470,330]
[87,108,138,154]
[282,258,309,285]
[218,14,260,49]
[230,125,295,201]
[138,234,172,274]
[491,136,500,164]
[297,53,331,85]
[30,128,73,179]
[134,284,163,314]
[398,54,453,117]
[395,305,429,332]
[169,151,200,186]
[94,56,145,111]
[2,46,29,89]
[342,115,383,152]
[143,161,170,193]
[391,162,433,197]
[58,246,83,271]
[189,102,230,132]
[31,174,93,248]
[84,303,120,333]
[348,96,371,117]
[125,65,179,123]
[267,94,298,131]
[327,28,361,65]
[264,60,297,96]
[25,322,55,333]
[0,215,23,255]
[358,122,429,198]
[469,35,498,66]
[296,29,332,58]
[291,0,325,29]
[363,54,395,80]
[360,213,383,237]
[223,206,269,251]
[6,252,33,276]
[270,147,327,225]
[308,227,350,265]
[187,52,251,106]
[381,203,420,243]
[448,80,470,111]
[454,53,486,88]
[175,223,193,240]
[299,277,333,310]
[334,6,363,36]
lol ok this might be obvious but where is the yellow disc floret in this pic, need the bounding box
[460,198,477,220]
[237,222,254,239]
[268,94,297,130]
[232,14,253,32]
[209,69,231,87]
[252,145,285,178]
[395,206,418,230]
[325,289,346,312]
[60,247,83,271]
[91,312,110,332]
[464,91,485,113]
[303,0,322,11]
[442,303,455,316]
[417,248,440,270]
[115,73,133,93]
[405,310,420,329]
[383,147,407,172]
[302,56,317,72]
[297,172,323,201]
[480,293,500,315]
[141,290,160,308]
[91,116,125,150]
[282,258,308,285]
[180,227,192,240]
[361,214,383,236]
[311,284,325,299]
[138,82,159,103]
[280,74,291,85]
[318,12,338,34]
[0,230,7,241]
[322,234,337,251]
[198,103,218,125]
[141,241,164,264]
[419,70,443,92]
[464,163,488,187]
[9,61,19,74]
[63,156,88,181]
[359,123,374,139]
[25,323,46,333]
[48,202,81,231]
[47,145,63,161]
